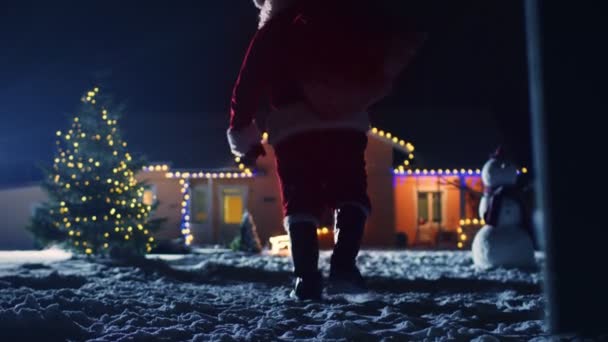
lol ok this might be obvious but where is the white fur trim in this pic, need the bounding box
[266,103,371,145]
[256,0,296,28]
[284,215,320,231]
[227,122,262,157]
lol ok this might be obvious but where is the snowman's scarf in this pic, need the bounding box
[485,186,505,226]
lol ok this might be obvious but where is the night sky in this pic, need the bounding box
[0,1,531,187]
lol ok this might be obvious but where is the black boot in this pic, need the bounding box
[286,221,323,300]
[328,205,367,294]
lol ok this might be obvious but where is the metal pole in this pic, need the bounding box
[414,176,420,245]
[524,0,606,336]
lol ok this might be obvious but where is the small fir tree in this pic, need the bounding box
[230,211,262,253]
[28,87,162,256]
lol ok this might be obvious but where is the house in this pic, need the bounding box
[0,184,46,250]
[138,127,518,250]
[2,126,528,251]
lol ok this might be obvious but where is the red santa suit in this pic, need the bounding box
[227,0,425,300]
[227,0,371,226]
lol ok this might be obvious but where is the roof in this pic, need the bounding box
[368,127,416,154]
[142,127,534,180]
[141,163,253,180]
[0,181,43,192]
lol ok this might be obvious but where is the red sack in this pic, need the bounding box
[289,1,426,120]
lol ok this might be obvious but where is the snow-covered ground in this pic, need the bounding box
[0,248,548,341]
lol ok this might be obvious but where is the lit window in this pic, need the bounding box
[223,194,244,224]
[417,192,443,224]
[192,186,209,224]
[142,186,157,206]
[417,192,429,224]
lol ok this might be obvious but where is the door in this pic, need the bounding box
[218,185,249,244]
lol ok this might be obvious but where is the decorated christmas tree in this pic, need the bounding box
[28,87,162,256]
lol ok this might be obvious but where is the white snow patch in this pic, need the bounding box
[0,247,72,264]
[0,249,550,341]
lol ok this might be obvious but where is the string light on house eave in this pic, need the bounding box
[164,170,254,179]
[391,167,526,177]
[393,168,483,176]
[142,164,170,173]
[369,127,417,168]
[369,126,415,153]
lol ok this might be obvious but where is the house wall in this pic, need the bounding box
[209,177,254,245]
[140,172,258,246]
[249,137,397,248]
[247,138,398,248]
[0,176,188,250]
[394,176,417,244]
[137,171,182,241]
[463,175,484,218]
[445,180,462,229]
[0,185,45,250]
[394,175,467,246]
[363,137,395,247]
[249,144,286,247]
[139,148,485,249]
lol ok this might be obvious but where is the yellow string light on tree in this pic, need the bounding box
[29,87,162,256]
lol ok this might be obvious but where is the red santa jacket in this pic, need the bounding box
[229,5,303,131]
[226,0,372,156]
[228,0,420,155]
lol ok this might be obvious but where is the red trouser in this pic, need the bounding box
[274,129,371,225]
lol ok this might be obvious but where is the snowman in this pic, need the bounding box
[472,147,536,269]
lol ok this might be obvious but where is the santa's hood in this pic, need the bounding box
[253,0,298,28]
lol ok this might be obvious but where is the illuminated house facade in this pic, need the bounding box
[138,127,515,250]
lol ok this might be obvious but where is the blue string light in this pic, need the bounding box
[179,179,193,246]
